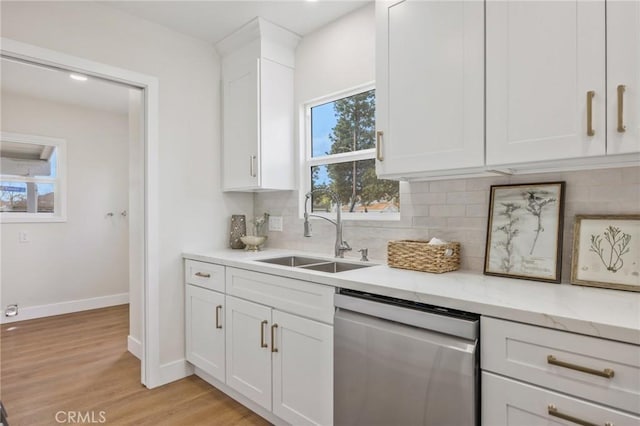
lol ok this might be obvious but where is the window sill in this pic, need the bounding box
[1,214,67,223]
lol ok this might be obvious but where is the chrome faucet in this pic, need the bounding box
[303,189,351,258]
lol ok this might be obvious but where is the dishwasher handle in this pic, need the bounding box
[335,293,478,341]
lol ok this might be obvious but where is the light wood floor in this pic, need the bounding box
[1,304,270,426]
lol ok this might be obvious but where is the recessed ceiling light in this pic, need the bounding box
[69,73,88,82]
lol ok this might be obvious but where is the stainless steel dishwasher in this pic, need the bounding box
[334,289,480,426]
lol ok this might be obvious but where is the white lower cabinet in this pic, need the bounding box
[272,310,333,426]
[225,294,333,425]
[185,260,334,425]
[185,284,225,383]
[482,317,640,426]
[225,295,273,410]
[483,372,640,426]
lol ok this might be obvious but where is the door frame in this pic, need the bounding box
[0,37,161,387]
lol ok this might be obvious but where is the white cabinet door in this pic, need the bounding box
[483,372,640,426]
[607,1,640,155]
[223,59,260,190]
[272,310,333,426]
[225,295,272,410]
[185,285,225,382]
[376,0,484,178]
[486,1,606,165]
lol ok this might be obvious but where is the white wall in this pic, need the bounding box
[1,1,253,368]
[295,3,374,107]
[1,92,129,314]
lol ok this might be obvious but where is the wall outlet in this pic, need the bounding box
[268,216,283,232]
[18,231,29,243]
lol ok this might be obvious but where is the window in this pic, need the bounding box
[302,85,399,220]
[1,132,67,222]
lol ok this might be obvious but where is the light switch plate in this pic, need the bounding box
[269,216,283,232]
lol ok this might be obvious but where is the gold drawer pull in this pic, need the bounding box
[271,324,278,353]
[215,305,222,329]
[194,272,211,278]
[617,84,626,133]
[260,320,268,348]
[548,404,613,426]
[587,90,595,136]
[547,355,614,379]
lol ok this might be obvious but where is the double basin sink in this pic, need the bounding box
[257,256,374,274]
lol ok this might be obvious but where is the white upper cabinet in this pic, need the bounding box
[486,0,640,168]
[375,0,485,180]
[217,18,299,192]
[607,1,640,155]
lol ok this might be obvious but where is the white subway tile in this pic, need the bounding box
[429,205,466,217]
[429,179,466,193]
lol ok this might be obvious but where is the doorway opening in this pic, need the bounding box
[0,39,160,387]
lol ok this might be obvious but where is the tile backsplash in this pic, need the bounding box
[255,166,640,282]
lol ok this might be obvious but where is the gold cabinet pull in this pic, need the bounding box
[376,131,384,161]
[215,305,222,329]
[547,404,613,426]
[194,272,210,278]
[547,355,614,379]
[271,324,278,353]
[587,91,595,136]
[249,155,257,177]
[617,84,626,133]
[260,320,268,348]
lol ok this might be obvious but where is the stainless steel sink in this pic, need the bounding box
[299,262,373,273]
[256,256,329,267]
[256,256,374,273]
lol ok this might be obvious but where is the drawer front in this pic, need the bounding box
[226,267,335,324]
[482,372,640,426]
[482,316,640,414]
[185,260,225,292]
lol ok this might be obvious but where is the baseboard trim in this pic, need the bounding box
[127,335,142,360]
[1,293,129,324]
[155,359,193,387]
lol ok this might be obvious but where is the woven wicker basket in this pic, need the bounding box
[387,240,461,273]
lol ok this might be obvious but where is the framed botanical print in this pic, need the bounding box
[484,182,565,283]
[571,215,640,292]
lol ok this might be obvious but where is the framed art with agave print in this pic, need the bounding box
[571,215,640,292]
[484,182,565,283]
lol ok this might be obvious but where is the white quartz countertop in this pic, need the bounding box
[183,248,640,345]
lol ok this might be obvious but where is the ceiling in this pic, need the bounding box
[1,58,133,114]
[1,2,370,114]
[103,0,371,45]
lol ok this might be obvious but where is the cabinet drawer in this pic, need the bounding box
[226,267,335,324]
[185,260,225,292]
[483,372,640,426]
[482,317,640,414]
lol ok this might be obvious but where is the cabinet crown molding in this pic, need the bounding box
[215,17,301,64]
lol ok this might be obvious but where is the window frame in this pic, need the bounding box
[299,82,400,221]
[1,132,67,223]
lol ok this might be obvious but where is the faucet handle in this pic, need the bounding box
[358,248,369,262]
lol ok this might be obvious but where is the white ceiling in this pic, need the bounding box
[1,58,133,114]
[103,0,371,45]
[1,2,369,113]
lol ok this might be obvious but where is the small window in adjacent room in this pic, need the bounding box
[302,86,399,220]
[0,132,67,222]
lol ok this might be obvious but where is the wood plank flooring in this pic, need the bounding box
[1,304,270,426]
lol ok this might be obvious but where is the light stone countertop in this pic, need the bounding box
[183,248,640,346]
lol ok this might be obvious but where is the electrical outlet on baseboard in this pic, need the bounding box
[18,231,29,243]
[268,216,283,232]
